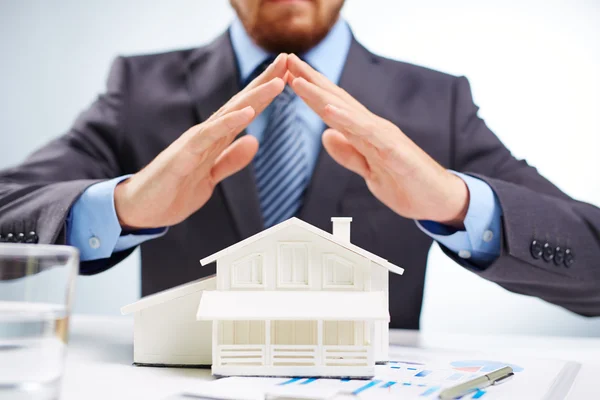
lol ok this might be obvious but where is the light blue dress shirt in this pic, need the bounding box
[67,18,502,266]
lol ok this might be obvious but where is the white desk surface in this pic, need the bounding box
[61,315,599,399]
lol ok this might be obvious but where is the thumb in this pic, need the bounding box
[322,129,370,178]
[210,135,259,183]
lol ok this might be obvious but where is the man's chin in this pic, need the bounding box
[253,20,319,53]
[258,32,316,54]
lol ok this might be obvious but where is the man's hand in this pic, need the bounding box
[287,54,469,227]
[114,55,288,229]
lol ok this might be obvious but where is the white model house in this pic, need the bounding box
[122,217,404,378]
[121,275,215,366]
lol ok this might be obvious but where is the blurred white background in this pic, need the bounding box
[1,0,599,336]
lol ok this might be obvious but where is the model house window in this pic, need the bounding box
[231,253,264,287]
[323,254,356,288]
[277,243,309,287]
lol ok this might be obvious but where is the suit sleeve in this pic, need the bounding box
[448,76,600,317]
[0,57,135,273]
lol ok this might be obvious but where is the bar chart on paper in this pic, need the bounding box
[195,352,578,400]
[201,361,519,399]
[269,366,494,399]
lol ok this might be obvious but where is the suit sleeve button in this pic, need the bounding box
[25,231,38,244]
[542,242,554,262]
[6,233,17,243]
[17,233,26,243]
[564,248,575,268]
[26,231,38,243]
[553,247,565,266]
[530,240,543,259]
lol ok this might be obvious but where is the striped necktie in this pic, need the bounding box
[253,84,309,228]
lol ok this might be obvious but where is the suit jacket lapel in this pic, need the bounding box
[300,38,384,230]
[185,32,264,240]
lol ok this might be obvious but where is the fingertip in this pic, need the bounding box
[241,105,255,117]
[324,104,349,123]
[236,135,260,166]
[270,77,286,91]
[291,76,306,88]
[260,77,284,91]
[241,131,259,143]
[321,128,369,178]
[274,53,285,63]
[287,54,302,75]
[277,53,288,63]
[235,106,255,124]
[272,53,288,74]
[322,128,342,146]
[324,103,341,116]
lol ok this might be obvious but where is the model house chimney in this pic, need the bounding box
[331,217,352,243]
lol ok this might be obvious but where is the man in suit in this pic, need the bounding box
[1,0,599,328]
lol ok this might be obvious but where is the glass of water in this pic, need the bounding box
[0,243,78,400]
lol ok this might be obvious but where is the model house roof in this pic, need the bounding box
[200,217,404,275]
[197,291,389,321]
[120,275,216,315]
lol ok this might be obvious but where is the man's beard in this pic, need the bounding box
[244,4,343,55]
[250,22,331,55]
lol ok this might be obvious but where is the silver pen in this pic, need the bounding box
[438,366,514,400]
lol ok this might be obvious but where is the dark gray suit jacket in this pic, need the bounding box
[1,31,599,328]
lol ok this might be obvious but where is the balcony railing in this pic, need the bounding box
[217,344,265,366]
[323,345,370,367]
[216,344,371,367]
[271,345,317,366]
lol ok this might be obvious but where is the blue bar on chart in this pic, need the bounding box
[472,389,487,398]
[352,380,382,395]
[381,381,397,389]
[300,378,318,385]
[278,378,302,386]
[420,386,441,396]
[415,370,432,377]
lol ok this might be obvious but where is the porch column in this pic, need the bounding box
[367,321,375,365]
[265,320,271,366]
[317,320,323,366]
[212,321,218,367]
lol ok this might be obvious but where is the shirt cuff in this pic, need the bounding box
[416,171,502,266]
[66,175,166,261]
[114,229,167,253]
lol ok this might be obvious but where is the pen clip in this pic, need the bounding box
[492,372,514,386]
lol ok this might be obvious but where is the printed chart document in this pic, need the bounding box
[175,346,580,400]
